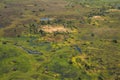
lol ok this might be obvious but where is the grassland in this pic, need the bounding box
[0,0,120,80]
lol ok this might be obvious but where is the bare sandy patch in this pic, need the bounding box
[92,16,105,20]
[107,9,120,12]
[40,25,71,33]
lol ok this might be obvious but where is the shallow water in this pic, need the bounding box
[0,24,3,28]
[40,18,50,21]
[74,45,82,53]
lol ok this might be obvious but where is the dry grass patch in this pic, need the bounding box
[91,27,120,38]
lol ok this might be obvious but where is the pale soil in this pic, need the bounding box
[107,9,120,12]
[40,25,71,33]
[92,16,105,20]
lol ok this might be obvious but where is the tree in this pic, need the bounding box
[39,29,46,36]
[29,23,38,34]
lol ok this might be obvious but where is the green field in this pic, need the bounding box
[0,0,120,80]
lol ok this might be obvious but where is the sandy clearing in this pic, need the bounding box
[40,25,71,33]
[92,16,105,20]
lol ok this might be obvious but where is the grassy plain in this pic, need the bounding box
[0,0,120,80]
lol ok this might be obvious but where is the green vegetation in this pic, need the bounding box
[0,0,120,80]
